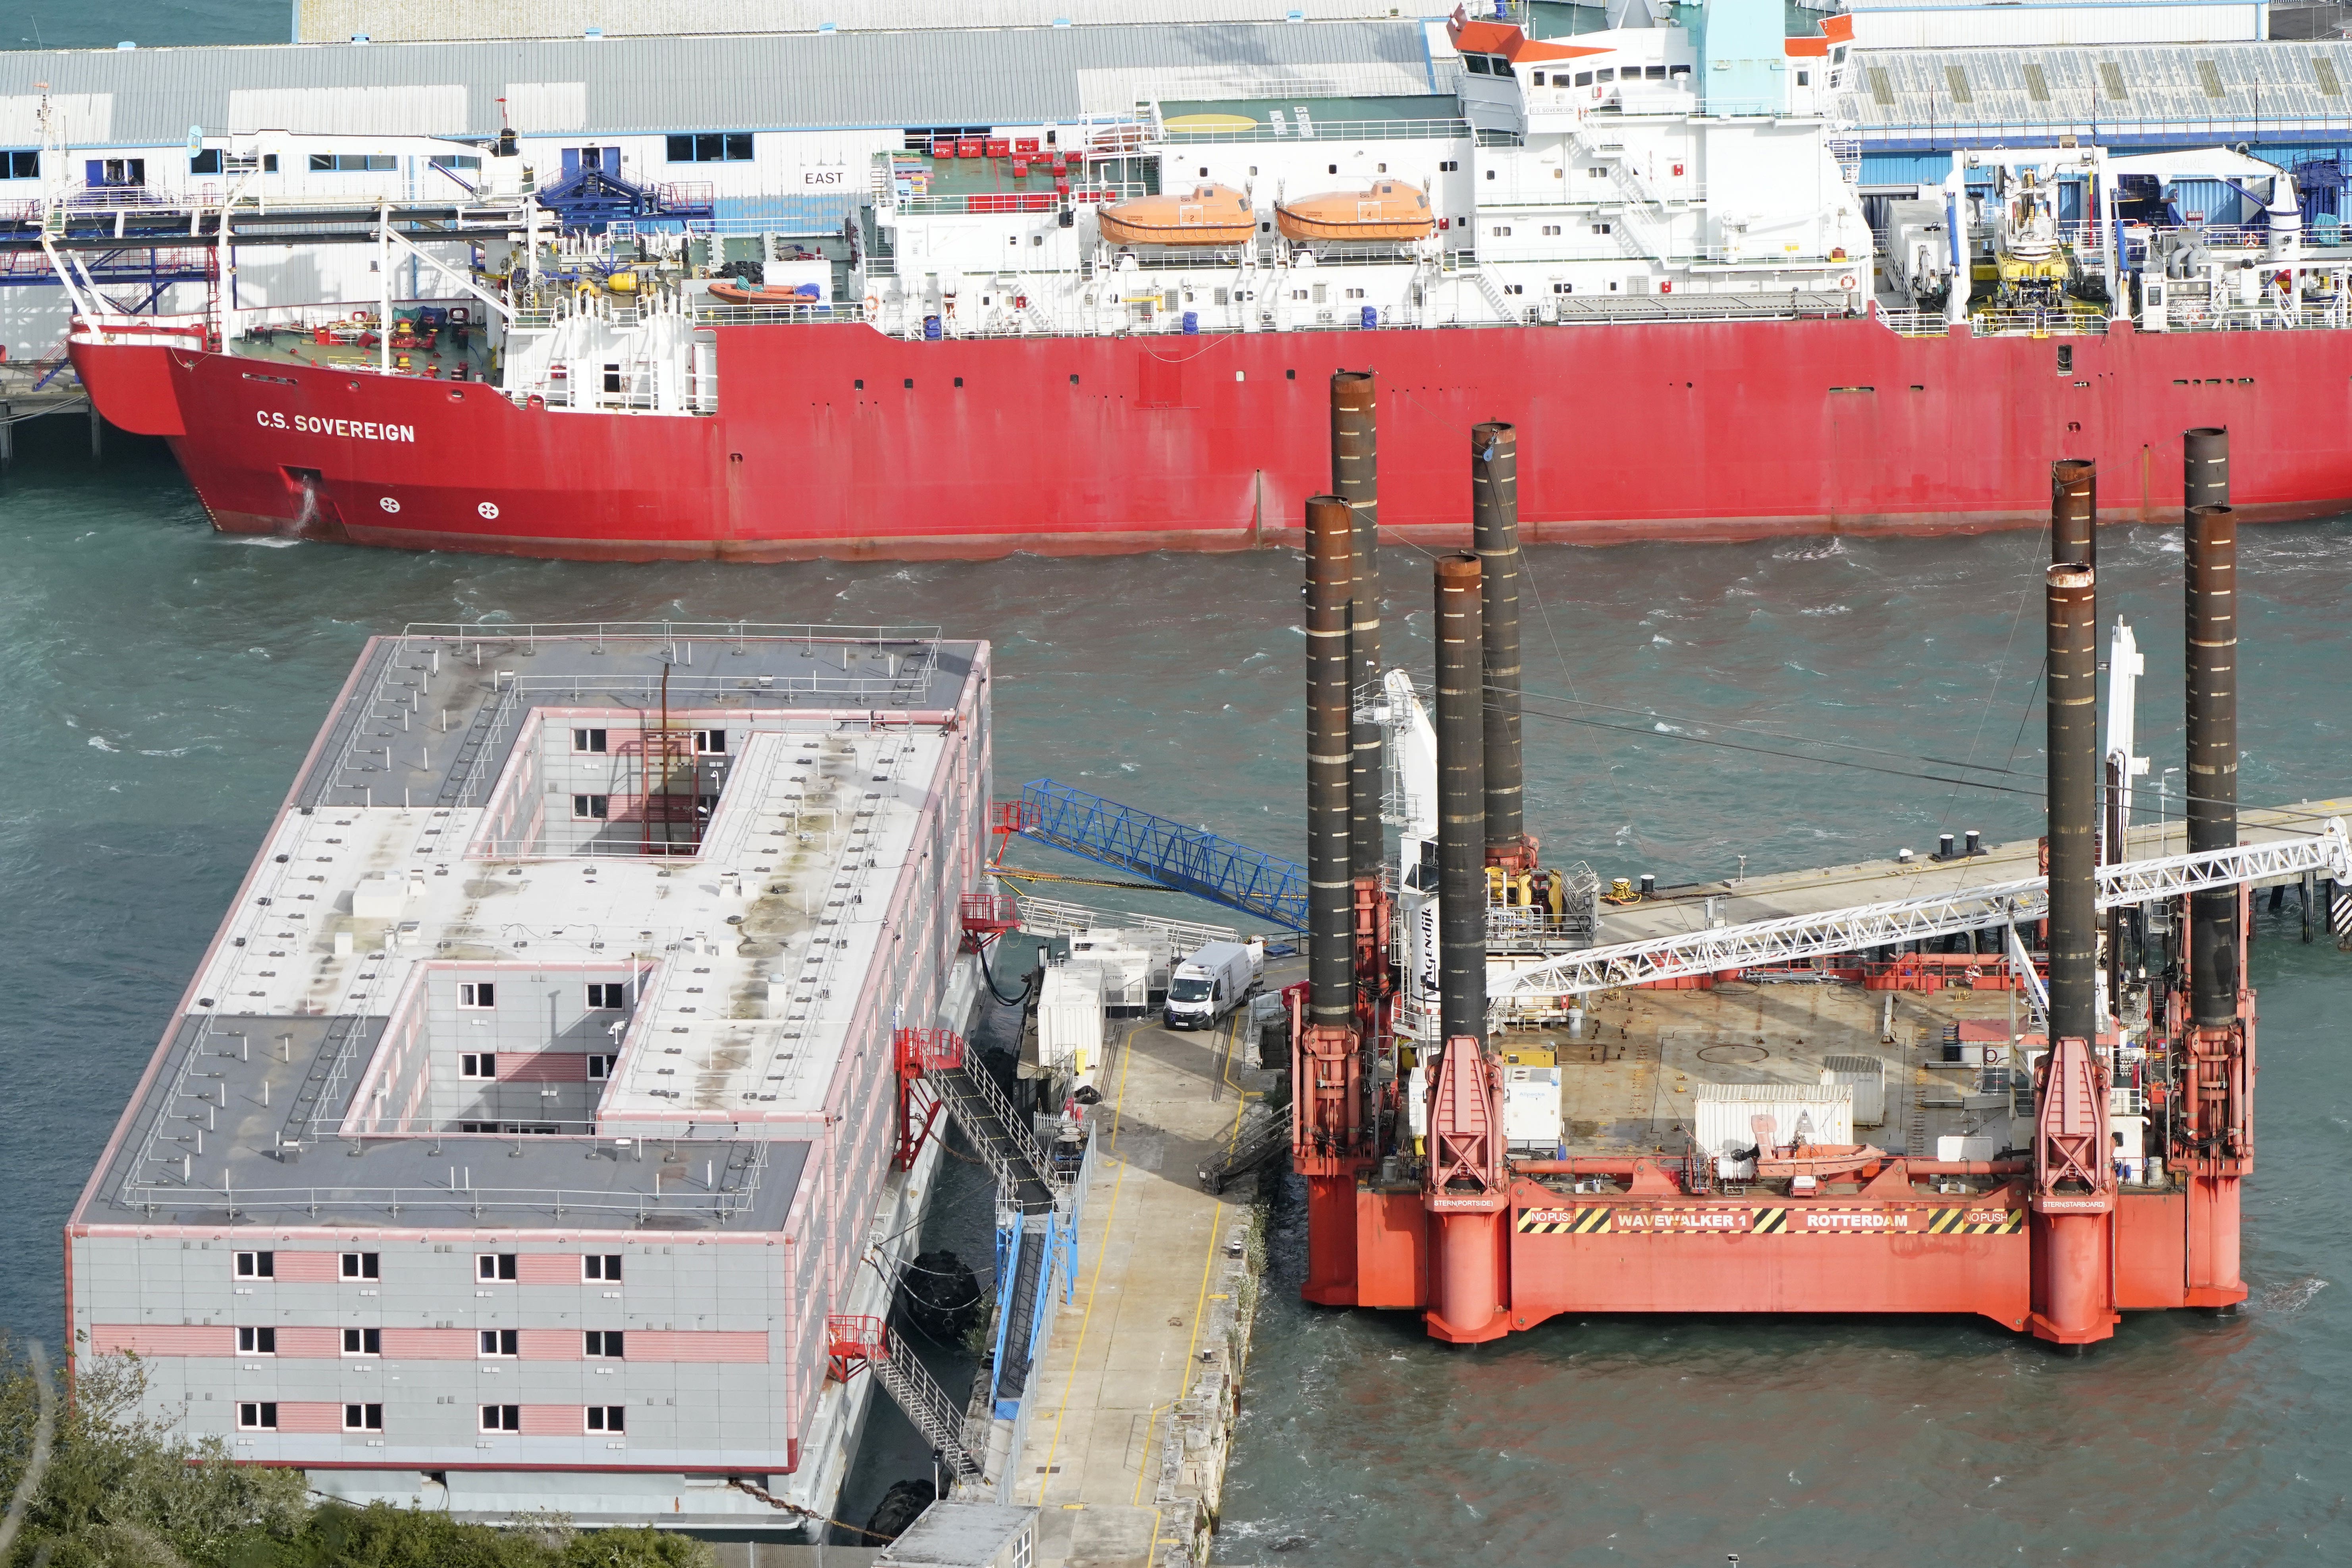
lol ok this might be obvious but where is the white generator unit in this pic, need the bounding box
[1039,962,1105,1082]
[1819,1055,1888,1127]
[1503,1065,1563,1151]
[1066,931,1151,1015]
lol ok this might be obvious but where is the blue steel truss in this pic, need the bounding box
[1018,777,1306,931]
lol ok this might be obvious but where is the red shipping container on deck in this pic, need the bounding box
[1011,159,1029,177]
[931,139,955,158]
[956,137,983,158]
[1013,137,1040,155]
[983,138,1010,158]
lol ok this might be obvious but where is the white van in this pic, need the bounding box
[1162,939,1263,1031]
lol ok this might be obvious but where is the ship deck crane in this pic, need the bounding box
[1489,820,2349,1005]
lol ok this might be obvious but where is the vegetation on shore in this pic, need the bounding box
[0,1337,713,1568]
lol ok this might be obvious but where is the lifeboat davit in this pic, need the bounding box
[1273,179,1436,243]
[1095,184,1257,247]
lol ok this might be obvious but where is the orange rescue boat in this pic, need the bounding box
[1096,183,1257,247]
[1274,179,1435,242]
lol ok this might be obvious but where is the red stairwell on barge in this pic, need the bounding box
[68,312,2352,560]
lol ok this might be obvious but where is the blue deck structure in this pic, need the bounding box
[1016,777,1306,931]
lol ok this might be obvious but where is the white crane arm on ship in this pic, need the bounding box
[1488,818,2352,1005]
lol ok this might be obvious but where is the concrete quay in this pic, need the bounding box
[1014,1002,1282,1568]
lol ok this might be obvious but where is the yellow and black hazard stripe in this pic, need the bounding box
[1750,1208,1789,1233]
[1516,1207,1613,1234]
[1925,1207,2026,1235]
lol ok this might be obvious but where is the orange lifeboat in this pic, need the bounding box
[1096,183,1256,247]
[1274,179,1436,243]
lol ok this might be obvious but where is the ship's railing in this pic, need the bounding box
[693,300,868,326]
[1157,117,1470,145]
[118,1148,773,1225]
[398,619,943,666]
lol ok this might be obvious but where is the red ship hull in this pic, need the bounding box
[71,314,2352,559]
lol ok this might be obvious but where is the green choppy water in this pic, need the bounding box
[5,415,2350,1566]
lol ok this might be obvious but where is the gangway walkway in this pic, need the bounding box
[1015,777,1306,931]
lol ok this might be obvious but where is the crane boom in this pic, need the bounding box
[1492,818,2349,1003]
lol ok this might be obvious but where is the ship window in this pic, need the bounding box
[1552,282,1573,294]
[584,1330,626,1358]
[1575,72,1592,87]
[191,149,222,175]
[1645,66,1666,80]
[667,133,753,162]
[1830,46,1845,64]
[602,365,622,393]
[342,1328,382,1356]
[263,154,278,172]
[1592,223,1613,235]
[1485,169,1495,180]
[588,983,627,1010]
[480,1330,519,1358]
[237,1326,276,1355]
[1198,166,1208,176]
[1796,70,1810,87]
[1504,283,1524,295]
[584,1254,623,1281]
[1531,71,1545,86]
[1492,226,1512,237]
[340,1251,380,1279]
[1542,224,1561,235]
[1286,368,1296,380]
[480,1405,521,1433]
[587,1406,626,1432]
[235,1250,274,1278]
[1596,69,1616,83]
[432,154,481,172]
[237,1402,279,1431]
[1215,287,1230,305]
[1464,54,1491,75]
[4,150,38,179]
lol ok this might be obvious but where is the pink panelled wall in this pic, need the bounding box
[629,1330,768,1363]
[271,1251,342,1283]
[275,1402,344,1433]
[273,1326,341,1357]
[517,1328,581,1359]
[91,1325,232,1355]
[499,1052,590,1083]
[519,1405,584,1436]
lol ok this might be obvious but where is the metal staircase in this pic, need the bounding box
[827,1314,984,1483]
[930,1055,1053,1211]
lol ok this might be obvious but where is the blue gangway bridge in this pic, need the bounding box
[1015,777,1306,931]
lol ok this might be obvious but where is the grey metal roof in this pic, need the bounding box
[297,0,1431,44]
[1844,41,2352,144]
[0,20,1439,149]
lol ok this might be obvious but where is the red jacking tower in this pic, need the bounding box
[1290,379,2269,1347]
